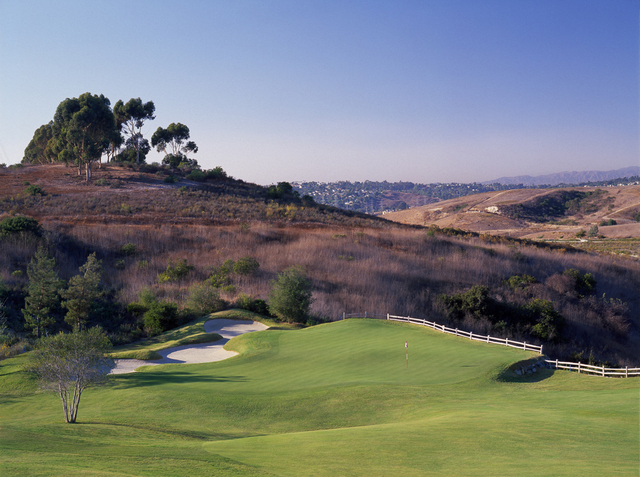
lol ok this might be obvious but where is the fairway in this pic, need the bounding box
[1,318,638,476]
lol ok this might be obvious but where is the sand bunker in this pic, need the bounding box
[110,319,268,375]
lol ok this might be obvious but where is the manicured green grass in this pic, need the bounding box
[109,308,279,359]
[1,318,638,476]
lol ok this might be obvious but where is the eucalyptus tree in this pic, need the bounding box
[51,93,118,181]
[151,122,198,166]
[113,98,155,163]
[22,122,56,164]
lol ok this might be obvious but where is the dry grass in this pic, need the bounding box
[1,165,639,365]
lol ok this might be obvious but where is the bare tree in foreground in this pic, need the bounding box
[27,327,115,423]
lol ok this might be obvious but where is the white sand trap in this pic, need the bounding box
[110,319,268,375]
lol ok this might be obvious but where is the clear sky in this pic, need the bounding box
[1,0,638,185]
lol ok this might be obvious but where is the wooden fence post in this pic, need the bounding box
[487,335,490,343]
[343,312,345,320]
[470,331,473,340]
[540,345,544,356]
[626,366,628,378]
[578,362,581,374]
[387,313,389,320]
[555,358,558,369]
[455,328,458,336]
[523,341,526,350]
[505,338,509,347]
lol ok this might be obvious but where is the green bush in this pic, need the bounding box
[187,282,226,316]
[163,175,177,184]
[523,299,564,342]
[268,266,313,323]
[563,268,596,297]
[25,184,45,196]
[157,259,195,283]
[236,293,271,316]
[187,169,206,182]
[206,166,227,180]
[143,301,178,335]
[121,243,137,256]
[233,257,260,276]
[0,216,42,237]
[504,274,537,290]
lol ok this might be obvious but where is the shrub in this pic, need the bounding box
[439,286,493,321]
[143,301,178,335]
[587,225,599,237]
[94,179,110,186]
[207,259,234,287]
[206,166,228,180]
[599,219,616,226]
[163,175,177,184]
[236,293,271,316]
[504,274,537,290]
[0,216,42,237]
[233,257,260,276]
[114,259,125,270]
[187,282,226,316]
[120,243,137,256]
[157,259,195,283]
[268,266,313,323]
[25,184,45,196]
[563,268,596,297]
[522,299,564,342]
[188,169,206,182]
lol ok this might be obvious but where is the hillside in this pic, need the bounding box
[1,164,639,366]
[384,186,640,241]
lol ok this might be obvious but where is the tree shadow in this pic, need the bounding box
[108,370,247,389]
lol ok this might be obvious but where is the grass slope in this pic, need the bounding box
[1,319,638,476]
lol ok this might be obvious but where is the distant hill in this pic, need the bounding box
[485,167,640,186]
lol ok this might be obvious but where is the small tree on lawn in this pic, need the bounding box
[268,266,314,323]
[26,327,115,423]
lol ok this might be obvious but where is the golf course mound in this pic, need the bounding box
[1,318,637,476]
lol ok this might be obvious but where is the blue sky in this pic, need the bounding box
[1,0,638,185]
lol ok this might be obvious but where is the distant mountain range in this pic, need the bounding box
[485,166,640,186]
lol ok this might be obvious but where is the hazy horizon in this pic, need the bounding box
[1,1,638,186]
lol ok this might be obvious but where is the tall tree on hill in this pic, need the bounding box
[60,253,103,331]
[151,122,198,167]
[22,247,63,338]
[22,122,56,164]
[51,93,118,181]
[113,98,155,164]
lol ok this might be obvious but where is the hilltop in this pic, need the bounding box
[384,186,640,241]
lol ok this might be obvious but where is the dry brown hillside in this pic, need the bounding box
[385,186,640,240]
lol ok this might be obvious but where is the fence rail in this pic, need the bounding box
[545,359,640,378]
[343,312,638,378]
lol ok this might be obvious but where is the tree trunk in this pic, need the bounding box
[85,162,92,182]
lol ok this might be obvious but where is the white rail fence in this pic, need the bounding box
[342,312,639,378]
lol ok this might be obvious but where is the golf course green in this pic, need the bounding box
[1,312,638,476]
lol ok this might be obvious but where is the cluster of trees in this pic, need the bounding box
[22,93,199,181]
[438,269,599,344]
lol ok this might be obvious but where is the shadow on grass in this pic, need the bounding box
[109,370,248,389]
[496,357,555,383]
